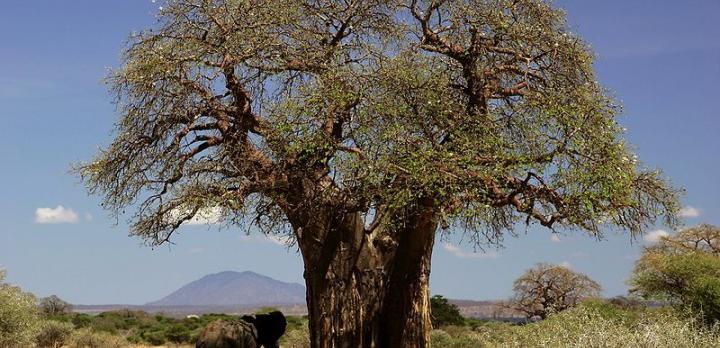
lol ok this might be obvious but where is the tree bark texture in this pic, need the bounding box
[290,202,438,348]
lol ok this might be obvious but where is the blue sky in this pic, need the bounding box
[0,0,718,305]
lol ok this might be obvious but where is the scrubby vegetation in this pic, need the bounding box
[431,295,465,327]
[5,234,720,348]
[0,269,41,347]
[426,301,720,348]
[630,224,720,324]
[4,294,720,347]
[10,302,717,348]
[35,320,74,348]
[43,310,234,346]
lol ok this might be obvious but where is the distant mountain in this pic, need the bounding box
[147,271,306,306]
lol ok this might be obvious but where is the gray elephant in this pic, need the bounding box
[196,311,287,348]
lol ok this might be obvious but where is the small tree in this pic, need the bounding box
[509,263,601,319]
[39,295,73,317]
[0,269,41,347]
[631,224,720,323]
[430,295,464,327]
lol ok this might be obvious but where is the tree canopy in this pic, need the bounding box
[78,0,679,247]
[509,263,601,319]
[39,295,73,317]
[430,295,464,327]
[631,224,720,323]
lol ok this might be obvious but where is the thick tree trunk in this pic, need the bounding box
[292,203,437,348]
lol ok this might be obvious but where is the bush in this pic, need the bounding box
[165,324,192,344]
[579,299,639,325]
[631,224,720,324]
[140,330,167,345]
[68,328,128,348]
[282,322,310,348]
[431,326,486,348]
[431,295,465,327]
[430,329,453,346]
[71,314,93,328]
[36,320,74,348]
[493,305,720,347]
[0,270,41,347]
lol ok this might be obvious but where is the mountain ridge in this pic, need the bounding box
[146,271,306,306]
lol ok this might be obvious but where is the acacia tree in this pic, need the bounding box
[78,0,679,346]
[508,263,601,320]
[631,224,720,323]
[645,224,720,255]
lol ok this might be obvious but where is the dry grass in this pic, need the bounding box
[431,304,720,348]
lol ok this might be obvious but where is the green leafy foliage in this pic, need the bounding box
[431,295,465,327]
[78,0,679,249]
[0,269,40,347]
[35,320,74,348]
[631,225,720,324]
[429,302,720,347]
[68,328,129,348]
[49,310,304,346]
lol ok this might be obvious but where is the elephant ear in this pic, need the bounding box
[253,311,287,348]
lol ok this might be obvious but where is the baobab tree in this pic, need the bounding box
[78,0,679,346]
[508,263,601,320]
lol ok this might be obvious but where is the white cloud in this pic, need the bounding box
[266,235,293,245]
[550,234,561,243]
[679,206,700,218]
[183,207,223,225]
[240,234,294,246]
[443,243,499,259]
[644,229,669,243]
[560,261,572,269]
[34,206,79,224]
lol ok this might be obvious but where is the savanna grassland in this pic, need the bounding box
[6,301,720,348]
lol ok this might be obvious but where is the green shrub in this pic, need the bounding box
[36,320,74,348]
[68,328,128,348]
[142,329,168,345]
[578,299,639,325]
[88,315,120,334]
[431,295,465,327]
[630,224,720,324]
[285,315,308,332]
[165,323,192,344]
[0,270,41,347]
[282,322,310,348]
[477,305,720,347]
[431,326,485,348]
[430,329,453,346]
[71,314,93,328]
